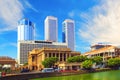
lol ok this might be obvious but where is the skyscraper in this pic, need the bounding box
[62,19,75,51]
[18,18,34,41]
[45,16,58,42]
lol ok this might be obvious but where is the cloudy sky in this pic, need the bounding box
[0,0,120,59]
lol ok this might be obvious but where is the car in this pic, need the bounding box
[41,68,54,72]
[54,68,62,72]
[20,68,30,73]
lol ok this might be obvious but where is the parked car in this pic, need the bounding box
[41,68,54,72]
[20,68,30,73]
[54,68,62,72]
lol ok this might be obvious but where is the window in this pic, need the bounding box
[53,53,55,57]
[29,21,32,26]
[45,53,47,57]
[60,53,62,61]
[64,53,66,61]
[25,20,28,25]
[60,53,62,57]
[32,56,35,62]
[49,53,51,57]
[60,58,62,61]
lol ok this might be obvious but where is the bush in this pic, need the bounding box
[42,57,58,68]
[81,60,93,69]
[107,58,120,69]
[91,56,102,64]
[67,56,87,63]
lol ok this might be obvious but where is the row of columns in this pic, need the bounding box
[45,52,71,62]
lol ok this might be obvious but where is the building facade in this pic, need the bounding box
[91,44,112,51]
[18,18,34,41]
[62,19,75,51]
[28,47,81,70]
[0,56,16,70]
[45,16,58,42]
[18,40,67,65]
[84,46,120,62]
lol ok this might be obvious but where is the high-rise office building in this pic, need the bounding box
[45,16,58,42]
[62,19,75,51]
[18,18,34,41]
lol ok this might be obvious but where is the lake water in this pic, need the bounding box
[33,70,120,80]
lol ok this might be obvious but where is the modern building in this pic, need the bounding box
[62,19,75,51]
[44,16,58,42]
[18,18,35,41]
[28,47,81,70]
[84,46,120,62]
[18,40,67,65]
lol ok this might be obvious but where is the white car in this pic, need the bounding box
[41,68,54,72]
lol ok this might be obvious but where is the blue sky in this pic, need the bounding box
[0,0,120,59]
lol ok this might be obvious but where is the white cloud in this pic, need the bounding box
[9,43,17,47]
[0,0,24,32]
[0,42,17,49]
[79,0,120,45]
[68,11,75,18]
[24,0,39,13]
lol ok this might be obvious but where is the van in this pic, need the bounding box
[41,68,54,72]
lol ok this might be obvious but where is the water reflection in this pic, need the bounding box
[35,70,120,80]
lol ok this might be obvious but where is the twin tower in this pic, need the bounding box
[18,16,75,51]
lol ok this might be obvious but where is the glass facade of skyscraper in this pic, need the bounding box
[18,18,34,41]
[62,19,75,51]
[45,16,58,42]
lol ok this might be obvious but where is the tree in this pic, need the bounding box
[81,60,93,69]
[107,58,120,69]
[42,57,58,68]
[91,56,103,65]
[67,56,87,63]
[67,57,76,63]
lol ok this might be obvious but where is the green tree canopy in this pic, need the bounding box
[67,56,87,63]
[91,56,103,64]
[107,58,120,69]
[81,60,93,69]
[42,57,58,68]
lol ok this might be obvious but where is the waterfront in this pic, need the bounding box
[33,70,120,80]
